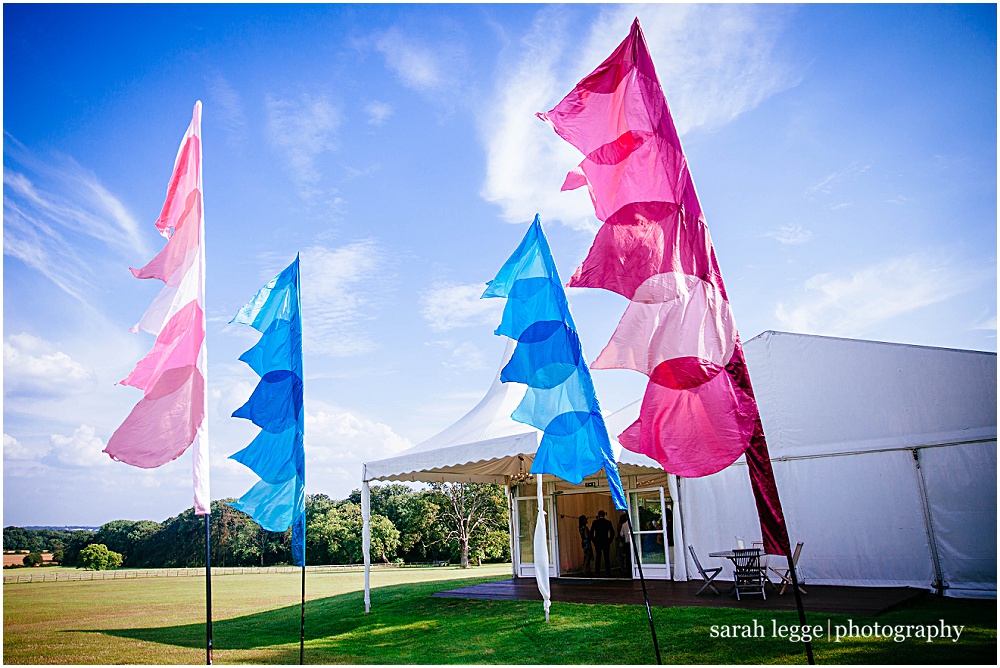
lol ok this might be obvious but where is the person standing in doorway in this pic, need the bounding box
[617,513,631,576]
[578,515,594,576]
[591,509,614,577]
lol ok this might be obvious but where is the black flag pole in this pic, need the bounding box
[628,523,662,665]
[787,556,814,664]
[205,514,213,665]
[299,563,306,664]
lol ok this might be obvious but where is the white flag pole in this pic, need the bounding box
[533,474,551,621]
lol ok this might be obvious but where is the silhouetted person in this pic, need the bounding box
[591,509,614,576]
[617,513,631,576]
[578,515,594,576]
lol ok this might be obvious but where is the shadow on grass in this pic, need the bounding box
[76,577,998,665]
[74,578,513,654]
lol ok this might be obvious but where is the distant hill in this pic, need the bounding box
[21,526,98,532]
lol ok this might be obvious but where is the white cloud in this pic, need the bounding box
[441,341,490,373]
[972,311,997,332]
[3,137,149,302]
[364,101,393,126]
[4,433,48,461]
[805,162,872,197]
[3,333,94,398]
[765,225,813,245]
[420,283,503,332]
[307,408,412,463]
[774,255,979,337]
[49,424,112,468]
[374,27,468,99]
[206,73,248,147]
[304,404,413,494]
[479,4,798,229]
[299,241,392,356]
[266,93,341,197]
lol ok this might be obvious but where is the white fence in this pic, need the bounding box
[2,562,427,584]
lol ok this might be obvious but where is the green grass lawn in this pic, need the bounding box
[3,565,995,664]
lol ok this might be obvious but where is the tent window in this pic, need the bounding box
[630,490,671,567]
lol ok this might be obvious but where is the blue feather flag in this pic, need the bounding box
[229,255,306,565]
[483,215,626,510]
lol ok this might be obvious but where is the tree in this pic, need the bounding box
[427,483,508,568]
[51,549,65,565]
[78,544,123,571]
[3,527,44,553]
[22,552,43,567]
[306,501,399,565]
[349,485,446,562]
[94,520,161,566]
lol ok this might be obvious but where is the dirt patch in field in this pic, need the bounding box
[3,552,54,567]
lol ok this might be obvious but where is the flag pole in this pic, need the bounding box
[628,522,661,665]
[205,514,213,665]
[787,557,814,664]
[299,563,306,664]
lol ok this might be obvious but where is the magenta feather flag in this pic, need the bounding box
[105,102,210,516]
[539,19,789,556]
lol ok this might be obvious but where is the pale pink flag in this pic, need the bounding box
[106,101,210,516]
[539,20,789,555]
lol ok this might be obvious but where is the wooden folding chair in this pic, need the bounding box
[732,548,766,601]
[769,541,807,595]
[752,540,776,591]
[688,545,722,596]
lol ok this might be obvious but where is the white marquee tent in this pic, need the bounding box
[362,331,997,604]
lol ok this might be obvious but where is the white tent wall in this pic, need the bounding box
[676,331,997,598]
[743,331,996,460]
[680,452,938,589]
[918,441,998,598]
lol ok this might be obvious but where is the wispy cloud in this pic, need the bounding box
[420,282,503,332]
[3,136,149,301]
[764,224,813,245]
[266,93,341,198]
[374,26,469,103]
[971,311,997,332]
[256,241,393,357]
[3,333,95,398]
[480,4,799,230]
[774,254,981,337]
[364,101,393,126]
[804,162,872,197]
[441,341,490,373]
[206,73,248,147]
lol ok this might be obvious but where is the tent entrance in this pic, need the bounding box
[554,489,631,578]
[511,480,675,580]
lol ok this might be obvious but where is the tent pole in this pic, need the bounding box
[299,564,305,664]
[362,479,371,614]
[787,556,813,665]
[911,448,945,594]
[205,514,213,665]
[629,524,661,665]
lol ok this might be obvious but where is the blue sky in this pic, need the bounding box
[4,4,996,527]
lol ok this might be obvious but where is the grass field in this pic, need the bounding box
[3,565,996,664]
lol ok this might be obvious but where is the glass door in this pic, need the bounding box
[515,494,555,578]
[628,488,671,579]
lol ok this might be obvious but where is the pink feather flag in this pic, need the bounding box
[539,19,789,556]
[105,102,210,516]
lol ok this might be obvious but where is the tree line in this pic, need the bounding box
[3,483,510,569]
